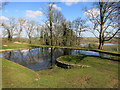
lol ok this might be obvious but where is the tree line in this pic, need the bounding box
[1,1,119,49]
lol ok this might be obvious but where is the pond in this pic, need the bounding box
[81,43,116,47]
[0,47,119,71]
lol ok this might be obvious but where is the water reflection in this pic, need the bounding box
[81,43,115,47]
[1,47,119,71]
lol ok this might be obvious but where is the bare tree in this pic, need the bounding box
[16,17,26,42]
[36,24,48,45]
[44,2,63,46]
[36,24,42,39]
[0,2,8,10]
[1,17,16,41]
[24,20,36,44]
[85,0,119,49]
[73,17,88,46]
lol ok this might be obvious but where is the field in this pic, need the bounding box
[1,56,118,88]
[1,38,119,88]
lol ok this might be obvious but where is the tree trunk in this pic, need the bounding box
[18,33,21,42]
[98,41,103,49]
[8,30,12,41]
[76,31,78,46]
[98,2,104,50]
[29,36,31,44]
[98,25,104,49]
[98,25,104,50]
[62,26,67,46]
[50,47,53,69]
[29,40,31,44]
[8,34,12,41]
[50,8,53,46]
[79,31,81,46]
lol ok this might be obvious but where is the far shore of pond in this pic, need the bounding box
[1,43,120,56]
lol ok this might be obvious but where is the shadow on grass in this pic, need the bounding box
[67,55,87,64]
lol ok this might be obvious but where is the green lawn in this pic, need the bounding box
[2,43,31,49]
[1,42,119,88]
[2,43,25,49]
[1,42,50,50]
[1,58,39,88]
[1,55,119,88]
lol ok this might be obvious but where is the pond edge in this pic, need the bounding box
[56,55,90,68]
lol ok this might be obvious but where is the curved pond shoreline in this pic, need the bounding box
[1,47,119,71]
[56,55,90,68]
[56,54,119,69]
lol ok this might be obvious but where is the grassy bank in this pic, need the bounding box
[1,42,119,56]
[2,43,31,49]
[1,55,119,88]
[1,58,39,88]
[57,55,118,66]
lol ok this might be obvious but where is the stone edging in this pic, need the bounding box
[56,55,90,68]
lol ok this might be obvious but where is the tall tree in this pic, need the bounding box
[16,17,26,42]
[1,17,16,41]
[73,17,88,46]
[85,0,119,49]
[61,19,68,46]
[61,20,76,46]
[24,20,36,44]
[45,2,63,46]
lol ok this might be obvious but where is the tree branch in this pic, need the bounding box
[104,29,120,41]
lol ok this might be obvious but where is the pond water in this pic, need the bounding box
[1,47,119,71]
[81,43,115,46]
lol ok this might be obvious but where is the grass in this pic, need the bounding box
[103,44,119,53]
[1,42,50,50]
[1,55,119,88]
[2,43,30,49]
[1,58,39,88]
[1,42,119,88]
[58,55,118,66]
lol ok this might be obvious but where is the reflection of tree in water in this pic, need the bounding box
[3,52,12,60]
[53,48,64,59]
[2,48,62,69]
[2,47,118,71]
[2,48,51,67]
[49,47,53,69]
[53,48,73,58]
[99,53,104,57]
[77,50,80,54]
[8,52,11,59]
[42,47,74,69]
[63,48,73,55]
[25,48,50,66]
